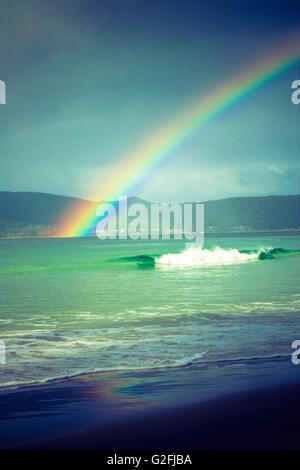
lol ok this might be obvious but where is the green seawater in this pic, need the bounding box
[0,233,300,388]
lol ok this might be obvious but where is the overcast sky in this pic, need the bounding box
[0,0,299,201]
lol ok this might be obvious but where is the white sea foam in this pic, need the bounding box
[156,246,258,266]
[171,352,207,367]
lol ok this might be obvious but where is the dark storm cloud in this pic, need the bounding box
[0,0,299,200]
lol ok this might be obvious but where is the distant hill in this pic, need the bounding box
[201,195,300,232]
[0,191,299,237]
[0,192,92,237]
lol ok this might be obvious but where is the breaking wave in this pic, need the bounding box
[155,246,299,267]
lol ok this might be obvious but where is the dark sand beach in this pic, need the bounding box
[32,381,300,450]
[1,355,300,450]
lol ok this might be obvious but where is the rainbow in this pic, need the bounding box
[56,33,300,237]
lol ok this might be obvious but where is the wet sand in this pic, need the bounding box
[1,356,299,450]
[20,380,300,449]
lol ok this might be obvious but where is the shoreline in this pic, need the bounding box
[0,352,293,394]
[1,229,300,240]
[1,355,300,449]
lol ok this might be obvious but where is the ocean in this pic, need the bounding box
[0,233,300,389]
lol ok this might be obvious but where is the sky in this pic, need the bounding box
[0,0,299,202]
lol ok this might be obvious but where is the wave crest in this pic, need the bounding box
[155,246,300,267]
[156,246,259,266]
[109,247,299,268]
